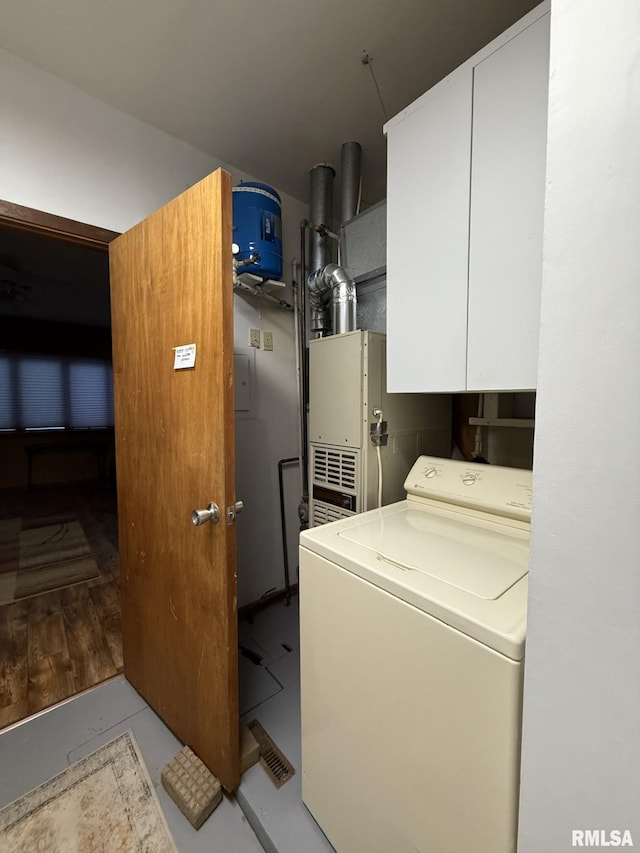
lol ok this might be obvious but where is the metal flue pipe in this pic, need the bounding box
[340,141,362,225]
[309,163,335,272]
[309,164,335,334]
[330,264,357,334]
[308,263,357,336]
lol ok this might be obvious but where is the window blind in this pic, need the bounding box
[0,355,15,430]
[69,360,114,429]
[19,356,67,429]
[0,353,114,431]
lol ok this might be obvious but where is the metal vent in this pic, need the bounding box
[313,447,357,490]
[313,500,354,526]
[246,719,295,788]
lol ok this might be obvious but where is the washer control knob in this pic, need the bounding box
[462,473,478,486]
[424,467,438,479]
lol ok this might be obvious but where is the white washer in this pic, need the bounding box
[299,455,532,853]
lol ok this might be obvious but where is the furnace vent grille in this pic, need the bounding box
[312,501,354,526]
[312,447,357,491]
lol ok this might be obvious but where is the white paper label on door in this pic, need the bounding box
[173,343,196,370]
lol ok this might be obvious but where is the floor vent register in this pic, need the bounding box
[246,719,295,788]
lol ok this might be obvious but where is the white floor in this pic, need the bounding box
[0,595,335,853]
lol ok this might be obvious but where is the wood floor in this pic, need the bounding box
[0,484,122,730]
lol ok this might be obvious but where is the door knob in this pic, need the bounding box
[191,503,220,526]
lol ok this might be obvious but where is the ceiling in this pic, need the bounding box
[0,0,538,207]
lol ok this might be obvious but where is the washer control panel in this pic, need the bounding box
[404,456,533,521]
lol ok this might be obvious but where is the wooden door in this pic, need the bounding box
[109,169,239,791]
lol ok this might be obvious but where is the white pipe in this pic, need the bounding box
[376,444,383,508]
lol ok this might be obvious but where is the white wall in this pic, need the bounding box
[518,0,640,848]
[0,48,307,606]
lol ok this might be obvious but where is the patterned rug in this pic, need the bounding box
[0,731,176,851]
[0,513,109,605]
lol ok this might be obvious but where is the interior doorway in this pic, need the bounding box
[0,200,120,729]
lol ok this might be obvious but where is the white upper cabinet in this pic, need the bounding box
[467,13,550,391]
[386,68,473,393]
[385,3,550,393]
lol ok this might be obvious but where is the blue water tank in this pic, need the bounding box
[232,181,283,281]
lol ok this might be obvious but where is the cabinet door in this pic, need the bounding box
[386,70,472,393]
[466,13,550,391]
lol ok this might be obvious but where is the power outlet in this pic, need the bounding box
[263,331,274,352]
[249,329,261,349]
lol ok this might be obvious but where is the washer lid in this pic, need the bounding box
[338,508,528,600]
[300,500,530,660]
